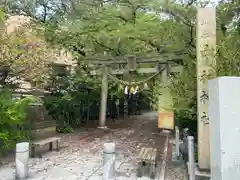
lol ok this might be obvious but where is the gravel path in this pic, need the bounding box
[0,112,168,180]
[165,164,188,180]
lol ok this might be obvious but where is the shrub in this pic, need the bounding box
[57,125,74,133]
[0,89,35,154]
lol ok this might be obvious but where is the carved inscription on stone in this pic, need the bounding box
[197,7,216,169]
[200,90,209,104]
[201,111,209,124]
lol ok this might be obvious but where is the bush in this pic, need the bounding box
[44,89,100,128]
[0,89,35,154]
[57,125,74,133]
[44,93,74,128]
[175,111,197,139]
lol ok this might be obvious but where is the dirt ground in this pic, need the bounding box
[0,112,169,180]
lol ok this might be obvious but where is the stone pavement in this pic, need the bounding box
[0,112,169,180]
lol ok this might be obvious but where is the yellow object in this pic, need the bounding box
[158,112,174,130]
[157,87,174,130]
[130,86,135,94]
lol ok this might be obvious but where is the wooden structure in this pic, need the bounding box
[31,137,61,158]
[136,147,158,179]
[86,52,185,128]
[196,7,216,169]
[158,111,174,130]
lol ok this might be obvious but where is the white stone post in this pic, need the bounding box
[188,136,195,180]
[209,77,240,180]
[15,142,29,180]
[175,126,180,158]
[103,143,116,180]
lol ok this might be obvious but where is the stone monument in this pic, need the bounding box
[209,77,240,180]
[196,7,216,169]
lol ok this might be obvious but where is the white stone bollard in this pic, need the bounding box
[15,142,29,180]
[209,77,240,180]
[188,136,195,180]
[103,143,116,180]
[175,126,180,158]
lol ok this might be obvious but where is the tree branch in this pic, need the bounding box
[94,40,122,56]
[72,46,86,56]
[128,37,165,53]
[188,25,196,49]
[160,8,193,27]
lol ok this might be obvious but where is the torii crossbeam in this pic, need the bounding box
[86,53,185,128]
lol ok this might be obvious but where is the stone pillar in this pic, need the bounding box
[188,136,195,180]
[16,142,29,180]
[196,7,216,169]
[103,143,116,180]
[158,64,174,130]
[161,64,168,85]
[208,77,240,180]
[175,126,180,158]
[99,66,108,128]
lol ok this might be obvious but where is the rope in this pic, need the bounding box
[84,154,116,180]
[106,68,164,86]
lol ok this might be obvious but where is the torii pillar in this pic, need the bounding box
[196,7,216,169]
[158,64,174,130]
[99,66,108,128]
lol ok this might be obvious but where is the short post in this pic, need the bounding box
[15,142,29,180]
[188,136,195,180]
[175,126,180,158]
[103,143,116,180]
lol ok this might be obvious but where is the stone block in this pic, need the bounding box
[208,77,240,180]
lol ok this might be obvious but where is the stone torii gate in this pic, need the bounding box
[86,53,184,129]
